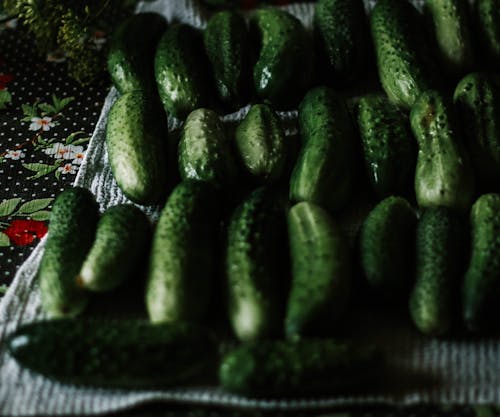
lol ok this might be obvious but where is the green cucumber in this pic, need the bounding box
[39,187,99,318]
[285,202,352,340]
[78,204,150,292]
[475,0,500,68]
[106,91,168,205]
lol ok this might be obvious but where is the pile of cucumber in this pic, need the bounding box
[7,0,500,398]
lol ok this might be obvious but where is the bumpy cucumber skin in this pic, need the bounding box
[155,24,213,119]
[219,339,382,397]
[39,187,98,318]
[290,87,356,212]
[179,108,238,186]
[235,104,286,184]
[359,196,417,298]
[106,92,168,205]
[225,187,288,342]
[250,8,312,109]
[285,202,352,340]
[78,204,150,292]
[410,90,474,210]
[409,207,466,336]
[204,11,251,110]
[454,72,500,185]
[8,320,217,388]
[314,0,368,84]
[357,95,417,197]
[476,0,500,68]
[146,181,219,324]
[371,0,437,108]
[107,13,167,94]
[463,194,500,332]
[425,0,474,77]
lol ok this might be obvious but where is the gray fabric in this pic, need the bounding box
[1,1,499,415]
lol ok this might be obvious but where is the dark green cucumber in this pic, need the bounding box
[107,13,167,94]
[409,207,466,336]
[219,339,382,397]
[454,72,500,185]
[410,90,474,210]
[225,187,288,341]
[290,86,356,211]
[178,108,238,186]
[462,194,500,332]
[250,8,312,109]
[314,0,368,84]
[39,187,99,318]
[359,196,417,298]
[476,0,500,68]
[146,181,219,324]
[285,202,352,340]
[106,91,168,204]
[204,10,251,109]
[235,104,286,184]
[357,94,416,197]
[8,319,216,388]
[371,0,438,108]
[155,24,214,118]
[78,204,150,292]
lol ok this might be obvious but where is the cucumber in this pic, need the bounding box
[106,91,168,205]
[155,24,214,118]
[356,94,416,197]
[359,196,417,298]
[250,8,312,109]
[462,194,500,332]
[146,181,219,324]
[178,108,238,187]
[290,87,356,212]
[235,104,286,184]
[225,187,288,341]
[475,0,500,68]
[410,90,474,210]
[285,202,352,340]
[107,13,167,94]
[371,0,438,108]
[204,10,251,110]
[219,339,382,397]
[78,204,150,292]
[8,319,217,388]
[454,72,500,186]
[39,187,99,318]
[409,207,467,336]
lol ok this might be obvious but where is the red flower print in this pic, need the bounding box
[3,219,48,246]
[0,73,13,90]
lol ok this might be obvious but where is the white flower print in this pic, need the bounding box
[57,163,76,175]
[72,151,85,165]
[29,116,55,131]
[4,149,25,160]
[44,143,84,160]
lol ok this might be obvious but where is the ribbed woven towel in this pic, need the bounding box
[1,1,499,415]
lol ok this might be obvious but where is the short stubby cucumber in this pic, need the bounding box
[219,339,382,397]
[371,0,438,108]
[225,187,288,342]
[155,24,214,118]
[290,87,356,212]
[106,91,168,205]
[357,94,417,197]
[39,187,99,318]
[475,0,500,68]
[462,194,500,332]
[285,202,352,340]
[359,196,417,298]
[235,104,287,184]
[78,204,150,292]
[8,319,217,388]
[204,11,251,110]
[250,8,312,109]
[410,90,474,210]
[178,108,238,186]
[146,181,219,324]
[409,207,467,336]
[107,13,167,94]
[454,72,500,185]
